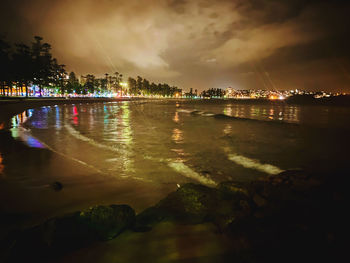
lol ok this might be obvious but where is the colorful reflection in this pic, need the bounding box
[55,106,61,129]
[120,103,133,145]
[11,110,34,129]
[30,107,49,129]
[117,103,134,172]
[172,128,184,144]
[72,105,79,126]
[10,110,46,149]
[223,104,233,116]
[10,126,45,149]
[250,106,260,118]
[0,152,4,175]
[223,124,232,135]
[173,111,180,123]
[223,103,301,124]
[25,135,46,148]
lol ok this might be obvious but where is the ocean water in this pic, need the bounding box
[2,99,350,218]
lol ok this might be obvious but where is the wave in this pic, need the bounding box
[177,108,297,125]
[176,109,194,113]
[12,126,152,183]
[13,126,105,174]
[227,153,284,175]
[168,162,217,186]
[144,155,217,186]
[64,123,128,154]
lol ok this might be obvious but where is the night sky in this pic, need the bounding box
[1,0,350,92]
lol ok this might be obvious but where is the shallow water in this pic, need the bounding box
[1,99,350,221]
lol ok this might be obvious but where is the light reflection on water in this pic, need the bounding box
[6,100,350,189]
[0,152,4,175]
[0,122,5,130]
[10,110,43,149]
[223,124,232,135]
[171,110,187,164]
[118,103,134,173]
[173,111,180,123]
[223,103,300,123]
[1,99,350,238]
[172,128,183,144]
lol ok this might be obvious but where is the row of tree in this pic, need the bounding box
[65,72,125,95]
[128,76,181,97]
[200,88,225,98]
[0,36,67,97]
[0,36,182,97]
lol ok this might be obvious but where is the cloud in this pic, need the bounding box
[210,16,324,67]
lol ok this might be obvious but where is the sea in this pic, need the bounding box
[1,99,350,221]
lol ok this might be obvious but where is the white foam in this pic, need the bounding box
[65,123,126,154]
[15,126,105,174]
[228,153,283,175]
[168,162,217,186]
[201,112,215,117]
[176,109,194,113]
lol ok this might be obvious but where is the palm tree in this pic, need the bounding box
[0,37,11,96]
[13,43,33,97]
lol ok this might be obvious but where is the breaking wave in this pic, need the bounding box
[227,153,284,175]
[168,162,217,186]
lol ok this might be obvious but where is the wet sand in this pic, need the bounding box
[0,97,176,235]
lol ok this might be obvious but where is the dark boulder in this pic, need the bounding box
[136,183,253,231]
[213,113,232,119]
[137,183,219,226]
[8,204,135,262]
[51,181,63,191]
[78,204,135,240]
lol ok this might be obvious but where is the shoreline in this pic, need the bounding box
[0,97,135,127]
[0,96,177,231]
[0,97,348,262]
[2,95,350,127]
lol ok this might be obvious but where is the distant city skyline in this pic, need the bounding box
[1,0,350,93]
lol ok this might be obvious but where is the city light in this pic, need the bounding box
[120,82,128,87]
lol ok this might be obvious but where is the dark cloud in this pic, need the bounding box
[1,0,350,92]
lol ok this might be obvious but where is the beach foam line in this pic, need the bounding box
[176,109,296,125]
[14,126,105,174]
[177,109,216,117]
[168,162,217,186]
[227,153,284,175]
[64,123,128,154]
[176,109,195,113]
[12,126,154,183]
[144,155,217,186]
[201,112,215,117]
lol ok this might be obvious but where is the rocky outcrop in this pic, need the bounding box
[7,204,135,262]
[4,169,346,262]
[136,182,254,230]
[135,170,346,262]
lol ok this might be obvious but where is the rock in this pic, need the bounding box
[137,183,220,225]
[213,113,232,119]
[218,181,250,199]
[78,204,135,240]
[51,181,63,191]
[252,194,267,207]
[8,204,135,262]
[137,183,254,232]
